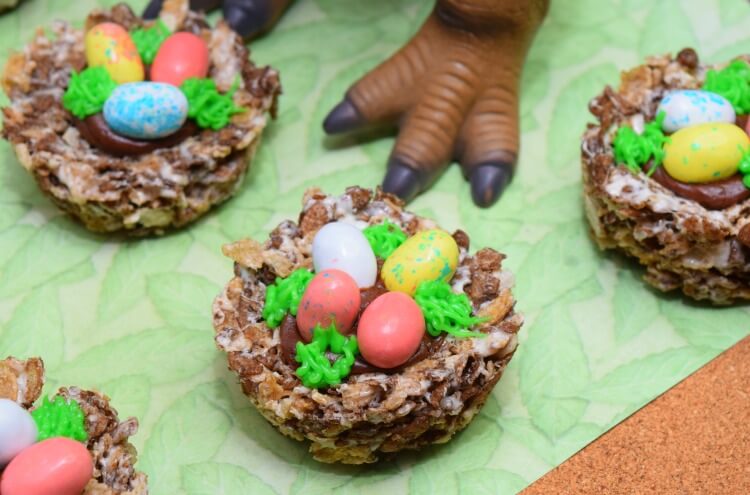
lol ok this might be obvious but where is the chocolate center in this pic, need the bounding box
[646,163,750,210]
[643,114,750,209]
[74,113,198,157]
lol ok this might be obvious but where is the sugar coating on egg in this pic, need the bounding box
[0,437,93,495]
[357,292,425,369]
[0,399,37,467]
[663,122,750,183]
[103,82,188,140]
[658,90,736,133]
[150,32,210,87]
[84,22,144,84]
[297,269,361,341]
[381,229,459,295]
[312,222,377,288]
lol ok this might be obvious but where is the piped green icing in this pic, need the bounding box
[62,66,117,119]
[262,268,314,328]
[739,149,750,189]
[31,396,88,442]
[180,77,245,130]
[131,20,170,65]
[362,220,407,259]
[414,280,486,338]
[612,111,669,175]
[295,323,358,388]
[704,60,750,114]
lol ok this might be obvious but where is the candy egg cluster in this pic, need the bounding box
[613,61,750,206]
[0,397,93,495]
[263,218,482,387]
[64,19,240,148]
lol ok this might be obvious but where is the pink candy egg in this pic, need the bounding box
[150,32,210,87]
[357,292,425,369]
[297,269,361,341]
[1,437,93,495]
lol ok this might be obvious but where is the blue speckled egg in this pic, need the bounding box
[103,82,188,139]
[657,90,735,133]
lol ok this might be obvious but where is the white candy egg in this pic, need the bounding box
[312,222,377,288]
[0,398,38,467]
[657,90,736,133]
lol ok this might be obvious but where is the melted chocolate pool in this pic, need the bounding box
[74,113,197,157]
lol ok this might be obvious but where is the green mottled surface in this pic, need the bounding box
[1,1,749,494]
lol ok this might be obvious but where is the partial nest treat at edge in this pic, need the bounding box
[1,1,280,235]
[212,187,522,464]
[0,357,147,495]
[582,48,750,304]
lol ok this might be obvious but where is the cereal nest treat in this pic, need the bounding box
[582,48,750,304]
[213,187,521,464]
[1,0,279,235]
[0,357,147,494]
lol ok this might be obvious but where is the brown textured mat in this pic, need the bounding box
[524,335,750,494]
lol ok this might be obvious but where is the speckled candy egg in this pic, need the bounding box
[85,22,144,84]
[663,122,750,183]
[297,269,360,341]
[657,90,736,133]
[103,82,188,139]
[0,437,93,495]
[381,229,459,295]
[357,292,425,369]
[312,222,377,288]
[150,32,210,87]
[0,399,37,467]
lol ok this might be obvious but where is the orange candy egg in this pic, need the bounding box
[0,437,93,495]
[84,22,144,84]
[150,32,210,87]
[357,292,425,369]
[297,269,361,342]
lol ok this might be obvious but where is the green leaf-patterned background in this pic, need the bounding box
[1,1,749,493]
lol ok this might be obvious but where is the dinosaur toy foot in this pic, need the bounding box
[323,0,549,207]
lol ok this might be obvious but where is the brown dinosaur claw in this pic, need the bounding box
[323,98,366,134]
[382,159,424,202]
[323,0,548,207]
[470,163,513,207]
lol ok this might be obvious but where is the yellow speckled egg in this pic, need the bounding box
[663,122,749,183]
[381,229,459,295]
[85,22,144,84]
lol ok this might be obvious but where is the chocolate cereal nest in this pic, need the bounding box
[212,187,521,464]
[0,357,147,494]
[582,49,750,304]
[1,1,279,235]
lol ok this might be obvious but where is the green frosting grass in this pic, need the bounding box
[362,220,407,259]
[612,112,669,174]
[262,268,314,328]
[295,323,358,388]
[131,20,170,65]
[414,280,486,338]
[704,60,750,114]
[739,149,750,189]
[180,77,245,130]
[31,396,88,442]
[62,66,117,119]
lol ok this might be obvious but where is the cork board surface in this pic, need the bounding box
[1,1,750,494]
[525,335,750,494]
